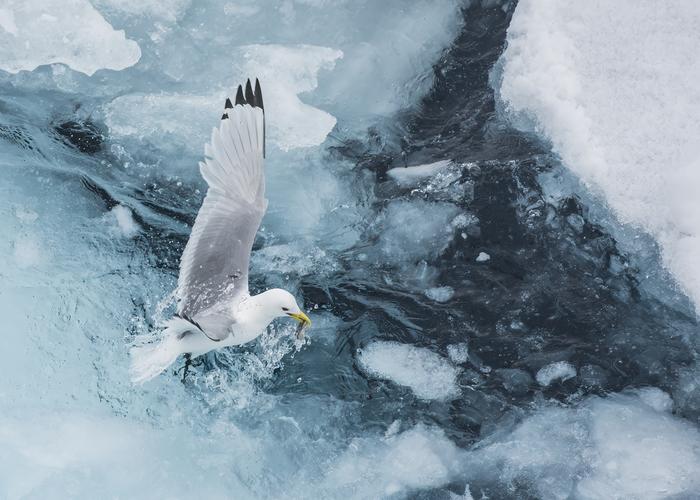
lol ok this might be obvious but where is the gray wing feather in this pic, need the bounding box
[176,85,266,339]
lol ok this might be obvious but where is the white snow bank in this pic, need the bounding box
[357,341,460,400]
[0,0,140,75]
[498,0,700,308]
[387,160,452,187]
[469,389,700,499]
[535,361,576,386]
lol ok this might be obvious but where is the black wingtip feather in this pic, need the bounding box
[224,78,265,158]
[235,85,245,105]
[254,78,264,110]
[245,79,255,104]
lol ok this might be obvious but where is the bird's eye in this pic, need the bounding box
[282,307,289,312]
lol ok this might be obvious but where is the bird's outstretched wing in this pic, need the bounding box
[176,79,266,336]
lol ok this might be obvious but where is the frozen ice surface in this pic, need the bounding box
[425,286,455,303]
[357,341,460,400]
[0,0,140,75]
[536,361,576,387]
[387,160,452,187]
[497,0,700,308]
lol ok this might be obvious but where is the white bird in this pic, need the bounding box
[130,78,311,384]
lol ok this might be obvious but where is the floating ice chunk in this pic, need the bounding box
[387,160,452,187]
[475,252,490,262]
[468,391,700,499]
[498,0,700,308]
[240,44,343,150]
[0,0,141,75]
[447,343,469,364]
[425,286,454,303]
[536,361,576,387]
[578,393,700,499]
[105,44,341,152]
[379,200,460,263]
[327,424,463,498]
[109,205,139,238]
[358,341,460,400]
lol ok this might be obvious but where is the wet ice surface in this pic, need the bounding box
[2,1,700,499]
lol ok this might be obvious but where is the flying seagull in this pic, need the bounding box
[130,78,311,384]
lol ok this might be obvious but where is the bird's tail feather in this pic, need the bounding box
[129,317,191,384]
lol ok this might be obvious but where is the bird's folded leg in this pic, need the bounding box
[181,353,193,383]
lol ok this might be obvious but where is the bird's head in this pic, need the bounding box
[262,288,311,338]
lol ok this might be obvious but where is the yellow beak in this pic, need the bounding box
[287,311,311,326]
